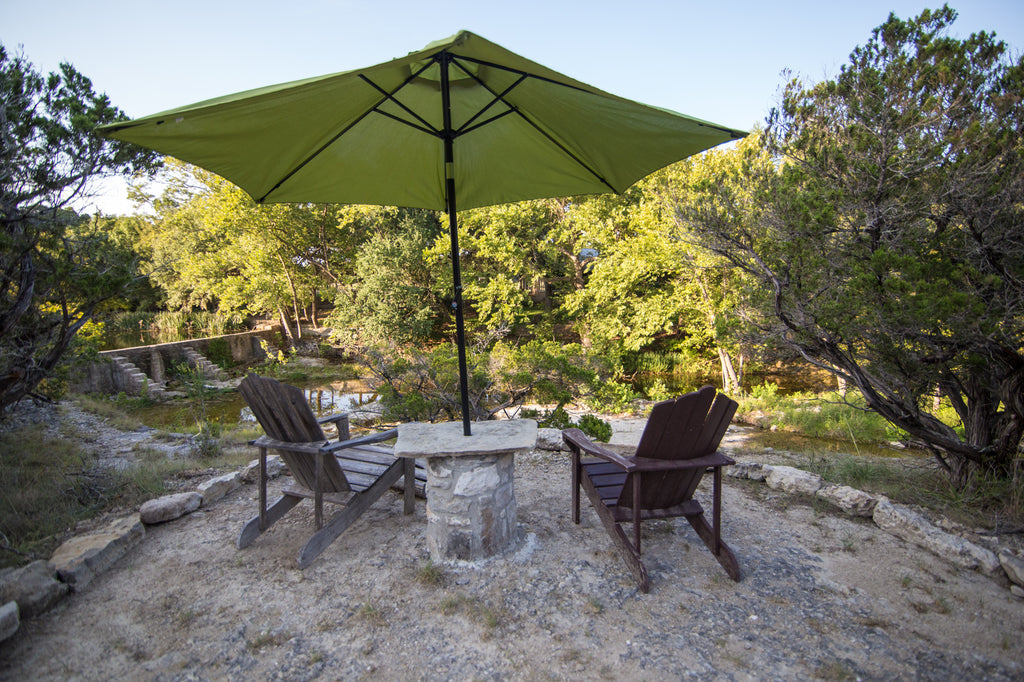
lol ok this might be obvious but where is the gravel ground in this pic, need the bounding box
[1,405,1022,680]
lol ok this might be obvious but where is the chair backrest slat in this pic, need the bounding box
[620,386,737,511]
[239,374,349,492]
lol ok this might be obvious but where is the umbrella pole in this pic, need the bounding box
[440,52,473,437]
[446,183,472,437]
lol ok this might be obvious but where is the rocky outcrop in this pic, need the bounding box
[197,472,242,506]
[1000,549,1024,588]
[0,601,18,642]
[49,515,145,592]
[139,492,202,525]
[872,497,1002,575]
[816,483,878,517]
[0,561,68,619]
[535,428,569,452]
[765,465,824,495]
[240,455,286,483]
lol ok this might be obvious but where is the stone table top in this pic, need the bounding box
[394,420,538,459]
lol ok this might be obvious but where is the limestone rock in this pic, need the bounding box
[139,492,202,525]
[1011,585,1024,599]
[0,560,68,619]
[765,465,823,495]
[816,484,878,517]
[726,461,766,481]
[453,465,501,497]
[999,549,1024,587]
[240,455,285,483]
[197,471,241,506]
[872,498,1001,575]
[536,428,569,452]
[50,515,145,591]
[0,601,18,642]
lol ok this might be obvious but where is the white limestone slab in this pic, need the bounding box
[395,420,537,458]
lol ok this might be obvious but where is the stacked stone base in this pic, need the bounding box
[425,453,517,561]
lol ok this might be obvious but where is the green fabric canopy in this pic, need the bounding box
[101,30,745,434]
[102,31,744,210]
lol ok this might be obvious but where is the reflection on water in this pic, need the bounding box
[133,380,379,430]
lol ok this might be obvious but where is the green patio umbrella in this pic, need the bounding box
[101,30,745,436]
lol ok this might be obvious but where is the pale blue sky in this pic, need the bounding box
[4,0,1022,213]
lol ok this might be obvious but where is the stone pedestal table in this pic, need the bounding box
[395,420,537,562]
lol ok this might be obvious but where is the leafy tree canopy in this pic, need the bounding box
[0,45,160,410]
[682,6,1024,486]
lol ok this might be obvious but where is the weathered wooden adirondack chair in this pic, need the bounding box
[237,374,424,568]
[563,385,740,592]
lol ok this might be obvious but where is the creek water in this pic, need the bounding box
[132,379,378,431]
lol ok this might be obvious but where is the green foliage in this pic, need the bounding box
[205,337,232,369]
[576,414,613,443]
[172,363,222,458]
[363,340,604,423]
[737,388,897,445]
[326,208,447,347]
[0,423,171,567]
[682,7,1024,487]
[0,45,160,410]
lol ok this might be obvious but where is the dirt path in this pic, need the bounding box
[2,418,1022,680]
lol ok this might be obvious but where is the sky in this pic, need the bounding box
[4,0,1023,214]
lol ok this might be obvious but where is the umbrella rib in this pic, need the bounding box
[257,63,438,203]
[452,53,745,139]
[458,109,516,137]
[453,71,528,135]
[448,54,618,194]
[359,74,441,136]
[372,109,442,138]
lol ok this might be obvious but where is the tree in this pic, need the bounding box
[684,7,1024,487]
[0,45,159,410]
[327,207,447,347]
[138,160,360,343]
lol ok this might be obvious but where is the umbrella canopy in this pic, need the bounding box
[101,30,745,435]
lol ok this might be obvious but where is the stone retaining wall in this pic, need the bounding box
[71,329,283,395]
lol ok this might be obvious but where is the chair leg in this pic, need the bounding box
[238,494,302,548]
[297,458,406,569]
[685,512,741,581]
[571,448,581,525]
[402,457,415,515]
[579,471,650,593]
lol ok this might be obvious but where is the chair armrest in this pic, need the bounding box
[562,428,635,470]
[251,435,329,454]
[324,428,399,452]
[631,451,735,472]
[317,412,349,427]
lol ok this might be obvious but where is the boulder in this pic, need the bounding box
[197,471,241,506]
[0,601,18,642]
[765,465,824,495]
[999,549,1024,587]
[139,492,202,525]
[0,560,68,619]
[240,455,286,483]
[536,428,569,452]
[50,515,145,591]
[726,461,766,481]
[872,498,1001,575]
[816,484,878,517]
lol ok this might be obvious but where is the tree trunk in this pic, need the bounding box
[278,306,295,347]
[718,347,739,393]
[277,253,302,340]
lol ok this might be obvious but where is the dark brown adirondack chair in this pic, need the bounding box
[563,385,740,592]
[237,374,424,568]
